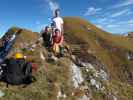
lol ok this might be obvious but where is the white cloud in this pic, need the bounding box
[97,18,107,23]
[37,24,48,32]
[96,25,103,29]
[34,20,48,32]
[84,7,102,16]
[128,19,133,24]
[110,9,130,17]
[35,21,40,25]
[106,24,119,28]
[97,18,115,25]
[127,20,133,27]
[112,20,133,26]
[105,19,133,29]
[46,0,59,12]
[117,21,127,25]
[112,0,133,8]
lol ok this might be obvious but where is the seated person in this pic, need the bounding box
[52,29,64,56]
[41,26,52,48]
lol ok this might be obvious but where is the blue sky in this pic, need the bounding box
[0,0,133,37]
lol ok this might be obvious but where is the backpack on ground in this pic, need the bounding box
[1,58,32,85]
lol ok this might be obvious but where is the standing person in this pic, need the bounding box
[52,9,64,34]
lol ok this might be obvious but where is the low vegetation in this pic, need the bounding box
[0,17,132,100]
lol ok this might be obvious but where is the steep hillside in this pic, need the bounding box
[127,32,133,38]
[64,17,133,83]
[63,17,133,100]
[0,17,132,100]
[0,27,75,100]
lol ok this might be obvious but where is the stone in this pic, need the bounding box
[113,95,117,100]
[71,63,84,88]
[0,90,5,97]
[78,95,90,100]
[57,90,67,100]
[99,69,108,81]
[40,52,45,60]
[90,79,102,90]
[90,79,96,86]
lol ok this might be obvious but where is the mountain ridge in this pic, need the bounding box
[0,17,132,100]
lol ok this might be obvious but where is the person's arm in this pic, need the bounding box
[61,18,64,34]
[61,24,64,34]
[59,35,64,46]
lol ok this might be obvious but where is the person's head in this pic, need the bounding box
[45,26,50,32]
[54,29,60,36]
[55,29,60,33]
[51,22,55,28]
[55,9,60,17]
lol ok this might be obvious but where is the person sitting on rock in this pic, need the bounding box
[52,29,64,57]
[41,26,52,48]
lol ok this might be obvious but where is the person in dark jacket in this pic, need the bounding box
[42,26,52,48]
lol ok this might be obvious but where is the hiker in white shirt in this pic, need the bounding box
[52,9,64,34]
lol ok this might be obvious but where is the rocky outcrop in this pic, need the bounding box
[70,53,109,100]
[127,51,133,60]
[127,32,133,38]
[71,63,84,88]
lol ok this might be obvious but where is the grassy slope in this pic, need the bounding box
[0,28,76,100]
[0,17,133,100]
[64,17,133,82]
[64,17,133,100]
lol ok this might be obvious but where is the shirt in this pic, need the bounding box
[52,17,64,33]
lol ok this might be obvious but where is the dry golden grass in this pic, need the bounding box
[0,17,133,100]
[0,28,76,100]
[64,17,133,82]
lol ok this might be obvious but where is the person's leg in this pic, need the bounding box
[59,45,64,57]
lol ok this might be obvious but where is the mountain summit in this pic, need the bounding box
[0,17,133,100]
